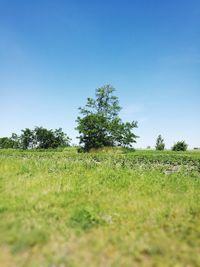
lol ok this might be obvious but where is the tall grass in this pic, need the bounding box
[0,149,200,266]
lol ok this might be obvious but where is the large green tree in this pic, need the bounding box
[76,85,138,151]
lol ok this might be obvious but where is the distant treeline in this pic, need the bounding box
[0,127,71,149]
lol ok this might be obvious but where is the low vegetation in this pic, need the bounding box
[0,148,200,267]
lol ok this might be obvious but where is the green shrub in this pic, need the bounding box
[172,141,188,151]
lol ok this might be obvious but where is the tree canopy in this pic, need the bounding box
[76,85,138,151]
[0,127,70,149]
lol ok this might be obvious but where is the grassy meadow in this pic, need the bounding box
[0,148,200,267]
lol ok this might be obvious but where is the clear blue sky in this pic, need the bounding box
[0,0,199,148]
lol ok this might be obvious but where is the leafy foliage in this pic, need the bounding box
[172,141,188,151]
[0,127,71,150]
[0,133,20,149]
[21,127,71,149]
[0,137,17,149]
[20,128,34,149]
[155,135,165,150]
[76,85,138,151]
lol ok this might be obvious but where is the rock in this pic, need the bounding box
[101,214,113,224]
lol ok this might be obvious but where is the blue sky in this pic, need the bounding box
[0,0,200,148]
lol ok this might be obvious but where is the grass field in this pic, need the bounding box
[0,148,200,267]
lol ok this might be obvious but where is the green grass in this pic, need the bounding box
[0,149,200,266]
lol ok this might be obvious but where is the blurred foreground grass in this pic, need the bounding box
[0,149,200,267]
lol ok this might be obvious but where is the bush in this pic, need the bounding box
[172,141,188,151]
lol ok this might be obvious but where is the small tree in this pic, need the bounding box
[53,128,71,148]
[10,133,20,148]
[20,128,34,149]
[155,135,165,150]
[76,85,138,151]
[172,141,188,151]
[0,134,20,149]
[0,137,15,149]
